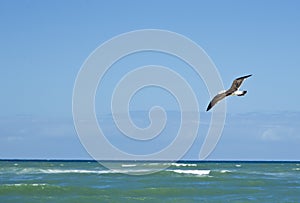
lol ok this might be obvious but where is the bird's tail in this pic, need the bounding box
[237,90,247,96]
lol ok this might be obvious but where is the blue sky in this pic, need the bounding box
[0,1,300,160]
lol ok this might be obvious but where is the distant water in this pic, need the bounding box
[1,160,300,202]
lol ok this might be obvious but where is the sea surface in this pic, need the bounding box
[1,160,300,202]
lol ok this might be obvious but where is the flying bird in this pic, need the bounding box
[206,74,252,111]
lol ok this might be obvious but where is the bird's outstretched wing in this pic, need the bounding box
[227,74,252,94]
[206,74,252,111]
[206,92,227,111]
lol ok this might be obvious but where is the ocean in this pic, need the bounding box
[1,160,300,202]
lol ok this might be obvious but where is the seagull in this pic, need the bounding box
[206,74,252,111]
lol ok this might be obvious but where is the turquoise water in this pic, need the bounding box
[1,160,300,202]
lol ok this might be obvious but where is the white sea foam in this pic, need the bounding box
[235,164,242,168]
[17,168,39,174]
[169,169,210,176]
[38,168,157,175]
[9,167,162,175]
[146,163,160,166]
[163,163,197,167]
[171,163,197,167]
[13,167,112,175]
[31,183,47,186]
[220,170,232,173]
[5,183,48,187]
[121,164,137,168]
[39,169,111,174]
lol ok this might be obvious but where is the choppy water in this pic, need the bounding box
[1,160,300,202]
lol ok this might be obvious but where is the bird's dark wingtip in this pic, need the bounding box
[206,103,212,111]
[236,74,252,80]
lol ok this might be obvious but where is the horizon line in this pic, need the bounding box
[1,158,300,163]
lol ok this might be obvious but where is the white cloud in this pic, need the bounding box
[261,126,299,141]
[261,128,282,141]
[6,136,24,142]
